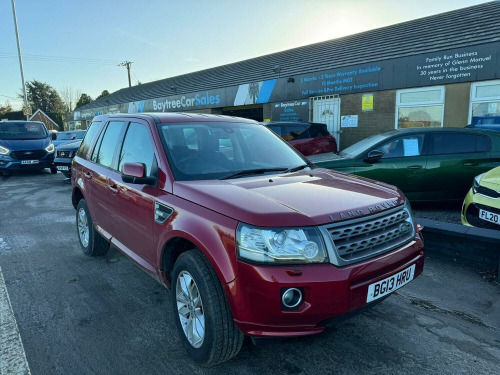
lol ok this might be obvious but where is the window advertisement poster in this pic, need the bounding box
[362,94,374,111]
[341,115,358,128]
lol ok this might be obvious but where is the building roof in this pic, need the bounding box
[30,109,60,129]
[77,1,500,111]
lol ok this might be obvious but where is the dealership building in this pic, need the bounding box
[70,2,500,149]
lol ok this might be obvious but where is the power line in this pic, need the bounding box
[0,51,122,65]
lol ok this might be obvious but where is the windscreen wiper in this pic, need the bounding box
[220,168,288,180]
[285,164,310,173]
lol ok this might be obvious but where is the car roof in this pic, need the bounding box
[91,112,259,125]
[265,121,324,126]
[381,127,500,137]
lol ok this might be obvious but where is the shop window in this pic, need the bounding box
[469,80,500,126]
[396,87,444,128]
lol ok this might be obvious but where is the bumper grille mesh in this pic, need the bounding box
[324,207,414,265]
[11,150,47,160]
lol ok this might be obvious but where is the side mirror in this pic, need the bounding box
[51,133,57,140]
[365,150,384,163]
[121,162,156,185]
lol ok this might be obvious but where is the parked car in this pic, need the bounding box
[53,130,86,147]
[309,128,500,202]
[263,121,337,156]
[71,113,424,366]
[0,120,56,176]
[54,139,82,178]
[461,166,500,229]
[465,123,500,132]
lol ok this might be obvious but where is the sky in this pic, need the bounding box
[0,0,492,110]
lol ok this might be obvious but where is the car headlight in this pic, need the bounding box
[472,173,485,194]
[404,198,413,218]
[45,143,55,153]
[237,223,328,264]
[0,145,9,155]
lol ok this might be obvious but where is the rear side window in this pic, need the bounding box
[430,133,487,155]
[309,124,330,138]
[118,122,157,176]
[267,125,282,136]
[476,135,491,152]
[77,121,102,158]
[282,125,309,141]
[92,121,126,169]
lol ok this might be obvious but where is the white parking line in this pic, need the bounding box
[0,267,31,375]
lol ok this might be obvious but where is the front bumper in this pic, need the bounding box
[0,154,55,171]
[225,233,424,337]
[461,188,500,230]
[54,157,73,176]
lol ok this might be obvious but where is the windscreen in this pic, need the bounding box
[57,132,78,140]
[340,134,387,157]
[0,122,48,140]
[158,122,308,181]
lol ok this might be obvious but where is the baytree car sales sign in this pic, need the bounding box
[78,42,500,120]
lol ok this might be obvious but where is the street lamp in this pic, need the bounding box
[10,0,28,119]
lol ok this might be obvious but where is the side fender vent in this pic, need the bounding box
[155,202,173,224]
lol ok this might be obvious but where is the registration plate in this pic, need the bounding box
[21,160,39,165]
[367,264,415,303]
[479,209,500,225]
[57,166,69,171]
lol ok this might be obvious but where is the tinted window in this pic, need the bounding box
[93,121,125,168]
[267,125,282,136]
[374,135,425,159]
[476,135,490,152]
[431,133,476,155]
[309,124,330,137]
[118,122,157,176]
[0,122,47,140]
[282,125,309,141]
[77,121,102,158]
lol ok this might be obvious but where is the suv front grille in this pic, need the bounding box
[57,150,73,158]
[11,150,47,160]
[476,186,500,199]
[322,206,415,266]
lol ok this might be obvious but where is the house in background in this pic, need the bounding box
[29,109,60,131]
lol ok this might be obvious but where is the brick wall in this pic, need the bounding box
[339,90,396,149]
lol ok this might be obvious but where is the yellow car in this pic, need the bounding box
[462,166,500,229]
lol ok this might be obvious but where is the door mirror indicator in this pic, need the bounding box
[365,150,384,162]
[121,162,156,185]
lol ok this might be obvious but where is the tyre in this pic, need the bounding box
[76,199,109,256]
[171,250,244,366]
[50,167,58,174]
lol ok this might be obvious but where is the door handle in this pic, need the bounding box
[463,162,478,167]
[407,165,423,169]
[83,171,93,179]
[108,183,119,193]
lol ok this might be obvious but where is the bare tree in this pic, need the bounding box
[59,86,82,112]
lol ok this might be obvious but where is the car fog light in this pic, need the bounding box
[282,288,303,309]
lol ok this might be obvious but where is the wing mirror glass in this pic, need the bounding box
[121,162,156,185]
[365,150,384,162]
[51,133,57,140]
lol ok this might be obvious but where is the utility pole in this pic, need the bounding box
[10,0,28,119]
[118,61,133,88]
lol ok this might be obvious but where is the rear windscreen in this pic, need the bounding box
[0,122,48,140]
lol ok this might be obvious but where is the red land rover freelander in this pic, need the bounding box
[71,113,424,366]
